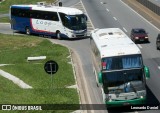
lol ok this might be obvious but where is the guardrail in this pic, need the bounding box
[137,0,160,16]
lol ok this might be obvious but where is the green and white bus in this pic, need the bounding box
[90,28,150,108]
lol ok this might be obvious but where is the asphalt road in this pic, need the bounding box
[0,0,160,113]
[81,0,160,113]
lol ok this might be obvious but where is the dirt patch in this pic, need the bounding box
[122,0,160,30]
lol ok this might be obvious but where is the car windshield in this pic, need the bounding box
[102,54,143,71]
[134,29,146,34]
[102,69,145,94]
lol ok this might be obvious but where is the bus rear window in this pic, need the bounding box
[102,54,143,70]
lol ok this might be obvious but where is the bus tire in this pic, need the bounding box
[56,31,61,40]
[25,27,30,35]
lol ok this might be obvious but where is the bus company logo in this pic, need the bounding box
[2,105,11,110]
[36,20,52,26]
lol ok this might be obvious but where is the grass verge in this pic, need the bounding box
[0,16,10,23]
[0,0,56,14]
[0,33,79,113]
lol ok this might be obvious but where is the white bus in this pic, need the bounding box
[90,28,150,108]
[10,4,87,39]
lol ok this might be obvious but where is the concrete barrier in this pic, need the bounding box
[137,0,160,16]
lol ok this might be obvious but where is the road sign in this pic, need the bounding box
[44,60,58,75]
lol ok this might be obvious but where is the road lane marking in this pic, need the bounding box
[113,17,117,21]
[120,0,160,32]
[106,8,109,12]
[137,44,142,49]
[80,0,95,29]
[123,27,128,32]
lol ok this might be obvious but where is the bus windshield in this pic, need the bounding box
[102,69,145,94]
[102,54,143,71]
[65,14,87,30]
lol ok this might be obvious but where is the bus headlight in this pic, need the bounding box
[135,37,139,39]
[140,96,144,98]
[137,91,146,98]
[145,37,148,39]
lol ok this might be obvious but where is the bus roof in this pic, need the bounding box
[91,28,141,58]
[11,4,83,15]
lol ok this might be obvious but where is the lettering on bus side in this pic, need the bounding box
[36,20,52,26]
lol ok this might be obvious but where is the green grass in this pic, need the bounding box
[0,0,56,14]
[0,16,10,23]
[0,34,79,112]
[0,0,56,22]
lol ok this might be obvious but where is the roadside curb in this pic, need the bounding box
[48,39,96,113]
[0,23,10,24]
[69,49,83,113]
[48,39,85,113]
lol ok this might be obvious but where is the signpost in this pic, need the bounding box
[44,60,59,88]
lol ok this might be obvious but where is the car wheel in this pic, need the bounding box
[134,39,138,44]
[146,39,149,43]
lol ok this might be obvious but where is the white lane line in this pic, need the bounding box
[158,66,160,70]
[123,27,128,32]
[113,17,117,21]
[120,0,160,32]
[137,44,142,49]
[80,0,95,29]
[106,8,109,12]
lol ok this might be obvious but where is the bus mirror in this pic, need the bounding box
[144,66,150,79]
[98,72,102,84]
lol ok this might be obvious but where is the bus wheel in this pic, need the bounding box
[26,27,30,35]
[56,31,61,40]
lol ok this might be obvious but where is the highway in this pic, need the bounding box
[0,0,160,113]
[80,0,160,112]
[52,0,160,112]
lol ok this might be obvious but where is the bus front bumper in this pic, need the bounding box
[106,97,146,108]
[71,33,87,38]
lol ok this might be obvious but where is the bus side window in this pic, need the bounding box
[52,12,59,21]
[11,8,17,16]
[59,13,66,25]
